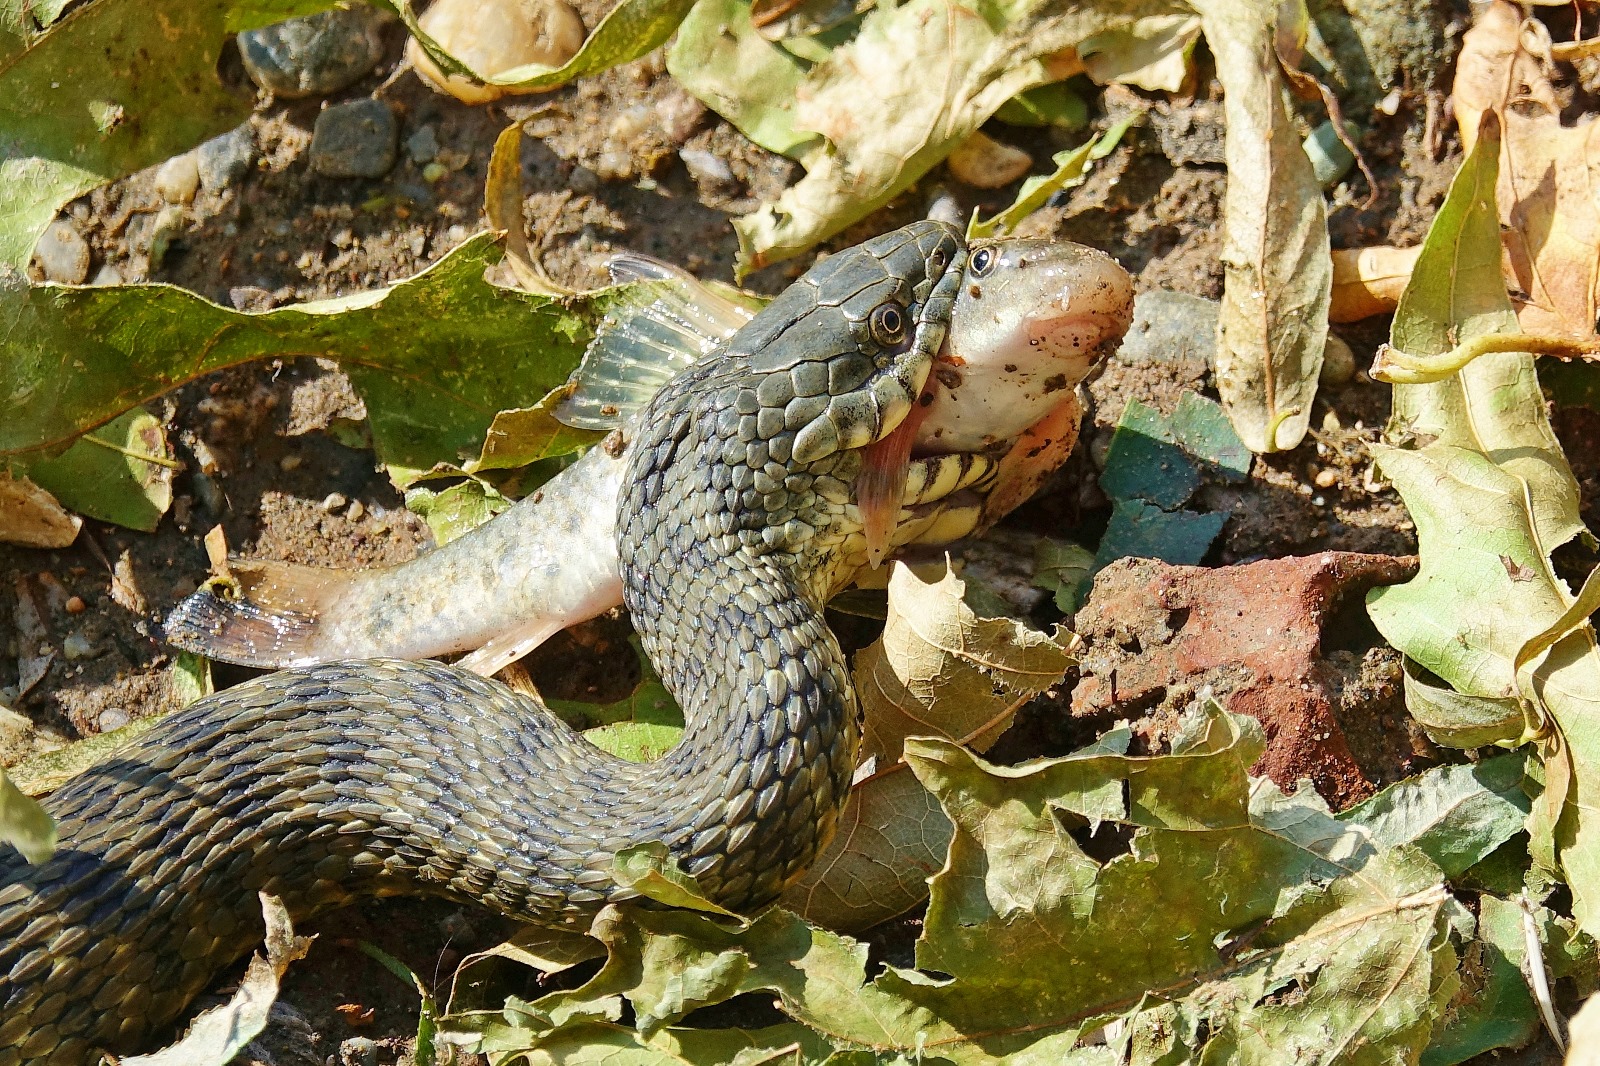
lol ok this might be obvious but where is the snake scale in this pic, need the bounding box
[0,221,974,1063]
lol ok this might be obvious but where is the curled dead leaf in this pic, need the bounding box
[0,472,80,548]
[782,562,1072,930]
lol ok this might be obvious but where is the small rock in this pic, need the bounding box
[321,492,348,513]
[309,98,398,179]
[405,124,440,164]
[98,707,129,731]
[197,126,256,192]
[924,185,963,227]
[338,1036,380,1066]
[279,453,303,471]
[421,161,448,183]
[679,147,735,190]
[90,263,125,287]
[1320,333,1356,387]
[229,286,278,312]
[32,220,90,285]
[238,7,389,99]
[946,130,1032,189]
[62,632,95,661]
[1314,468,1339,489]
[655,89,707,145]
[65,596,86,614]
[146,204,186,272]
[346,499,366,521]
[154,153,200,204]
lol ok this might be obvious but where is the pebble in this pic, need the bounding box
[154,153,200,204]
[279,453,303,471]
[90,263,125,286]
[346,499,367,521]
[65,596,86,614]
[309,98,398,179]
[197,126,256,192]
[229,286,277,312]
[1320,333,1356,387]
[679,147,735,190]
[321,492,348,513]
[422,161,448,183]
[1314,468,1339,489]
[947,130,1032,189]
[405,124,440,164]
[238,7,389,99]
[146,204,186,272]
[32,220,90,285]
[655,89,708,145]
[338,1036,380,1066]
[62,632,95,661]
[99,707,130,731]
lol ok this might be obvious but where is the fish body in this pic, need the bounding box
[165,236,1133,673]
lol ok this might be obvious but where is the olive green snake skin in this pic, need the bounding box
[0,222,970,1064]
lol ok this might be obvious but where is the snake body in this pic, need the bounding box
[0,222,967,1063]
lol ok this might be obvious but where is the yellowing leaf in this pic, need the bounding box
[782,562,1073,930]
[0,471,79,548]
[730,0,1172,273]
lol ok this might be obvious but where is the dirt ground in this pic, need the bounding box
[7,1,1578,1061]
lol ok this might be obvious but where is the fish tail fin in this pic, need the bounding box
[163,560,347,668]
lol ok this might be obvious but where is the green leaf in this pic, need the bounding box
[1421,894,1539,1066]
[667,0,821,159]
[169,651,214,709]
[0,764,55,863]
[1,235,611,487]
[1032,537,1095,613]
[491,707,1458,1062]
[387,0,694,92]
[404,476,514,545]
[1338,754,1530,879]
[12,406,174,531]
[356,941,438,1066]
[968,114,1133,239]
[993,81,1088,128]
[0,0,339,268]
[582,722,684,764]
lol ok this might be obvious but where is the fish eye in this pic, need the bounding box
[869,302,907,346]
[970,246,996,277]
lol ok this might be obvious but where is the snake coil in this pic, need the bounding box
[0,222,967,1065]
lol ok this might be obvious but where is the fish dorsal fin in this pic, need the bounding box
[555,253,757,430]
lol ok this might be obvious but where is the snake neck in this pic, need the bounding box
[617,357,864,909]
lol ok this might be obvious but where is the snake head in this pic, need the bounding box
[729,220,966,467]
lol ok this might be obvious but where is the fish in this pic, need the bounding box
[164,236,1134,677]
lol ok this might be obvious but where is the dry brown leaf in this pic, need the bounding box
[781,562,1072,930]
[0,471,79,548]
[1195,0,1331,453]
[1330,245,1423,323]
[1456,1,1600,339]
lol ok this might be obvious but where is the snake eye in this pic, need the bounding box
[970,246,997,277]
[869,302,907,347]
[928,248,948,272]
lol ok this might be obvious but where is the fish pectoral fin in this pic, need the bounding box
[163,559,349,669]
[556,257,757,431]
[454,615,568,678]
[854,401,931,570]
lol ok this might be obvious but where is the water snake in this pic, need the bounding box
[0,221,1133,1063]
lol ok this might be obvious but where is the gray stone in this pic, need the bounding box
[155,153,200,204]
[32,220,90,284]
[405,123,439,164]
[309,98,398,179]
[680,147,735,190]
[238,6,389,99]
[338,1037,380,1066]
[198,126,256,191]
